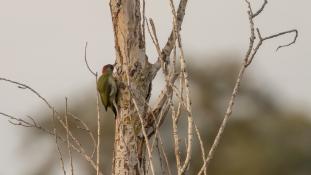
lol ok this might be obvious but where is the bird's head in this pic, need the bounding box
[102,64,114,75]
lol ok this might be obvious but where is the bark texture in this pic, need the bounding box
[110,0,152,174]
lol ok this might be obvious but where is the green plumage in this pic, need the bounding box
[97,64,117,116]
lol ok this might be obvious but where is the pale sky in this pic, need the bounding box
[0,0,310,174]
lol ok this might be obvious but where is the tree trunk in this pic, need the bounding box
[109,0,152,174]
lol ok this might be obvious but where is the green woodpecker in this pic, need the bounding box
[97,64,118,117]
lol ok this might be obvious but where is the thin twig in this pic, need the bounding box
[179,50,193,174]
[53,109,67,175]
[142,0,146,45]
[69,113,97,158]
[198,64,247,175]
[194,121,206,175]
[0,112,54,135]
[152,0,188,74]
[246,29,298,67]
[156,131,172,175]
[146,18,161,55]
[132,99,156,175]
[96,74,102,175]
[168,0,194,172]
[136,92,172,175]
[0,77,102,174]
[84,41,101,173]
[0,111,91,164]
[155,138,166,175]
[170,101,182,174]
[84,42,97,77]
[252,0,268,18]
[145,19,180,171]
[266,29,298,51]
[198,1,298,174]
[65,98,74,175]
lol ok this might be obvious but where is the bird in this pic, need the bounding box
[97,64,118,117]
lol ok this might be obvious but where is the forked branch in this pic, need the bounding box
[198,1,298,174]
[0,77,102,174]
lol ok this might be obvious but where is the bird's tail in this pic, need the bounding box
[112,101,118,119]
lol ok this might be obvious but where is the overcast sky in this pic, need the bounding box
[0,0,310,174]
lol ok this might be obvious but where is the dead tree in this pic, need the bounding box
[0,0,298,175]
[109,0,190,174]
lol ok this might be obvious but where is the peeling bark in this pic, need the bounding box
[109,0,152,174]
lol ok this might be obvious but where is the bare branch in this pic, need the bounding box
[264,29,298,51]
[152,0,188,73]
[132,98,156,175]
[65,98,74,175]
[178,44,193,175]
[52,109,67,175]
[146,18,161,55]
[246,28,298,67]
[142,0,146,45]
[149,123,172,175]
[0,77,102,174]
[0,112,54,135]
[244,1,256,64]
[151,73,179,112]
[252,0,268,18]
[132,90,172,175]
[156,133,172,175]
[166,1,194,172]
[84,42,97,77]
[0,78,55,111]
[0,110,99,173]
[194,121,207,175]
[96,75,102,175]
[8,120,32,127]
[69,112,97,158]
[198,1,298,174]
[170,101,182,174]
[0,111,88,162]
[198,64,247,175]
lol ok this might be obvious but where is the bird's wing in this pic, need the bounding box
[97,75,109,110]
[108,77,117,98]
[108,77,118,116]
